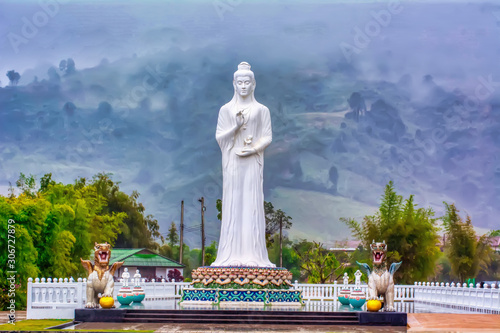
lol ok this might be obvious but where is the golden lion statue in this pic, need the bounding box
[80,242,123,308]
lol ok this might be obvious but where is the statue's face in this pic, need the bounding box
[234,75,254,97]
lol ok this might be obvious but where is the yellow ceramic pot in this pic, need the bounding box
[99,296,114,309]
[366,299,382,312]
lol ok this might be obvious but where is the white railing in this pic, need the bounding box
[173,281,191,297]
[27,277,83,320]
[293,281,415,303]
[26,277,187,319]
[302,300,414,313]
[27,277,500,319]
[413,281,500,314]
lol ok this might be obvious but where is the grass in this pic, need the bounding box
[0,319,71,331]
[0,319,154,332]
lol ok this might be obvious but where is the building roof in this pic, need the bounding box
[328,240,361,251]
[90,248,184,268]
[109,248,144,262]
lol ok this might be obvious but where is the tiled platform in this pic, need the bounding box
[74,308,407,326]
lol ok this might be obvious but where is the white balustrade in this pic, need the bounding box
[413,281,500,314]
[27,276,499,320]
[27,276,83,319]
[294,282,415,303]
[27,278,189,319]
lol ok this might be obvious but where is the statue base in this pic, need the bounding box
[180,288,304,307]
[181,266,304,307]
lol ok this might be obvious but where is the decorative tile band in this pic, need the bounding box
[180,288,304,306]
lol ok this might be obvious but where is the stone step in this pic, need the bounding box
[75,308,407,326]
[122,310,359,325]
[125,309,358,317]
[124,313,358,320]
[122,317,360,325]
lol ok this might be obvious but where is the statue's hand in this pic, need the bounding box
[236,111,244,128]
[236,147,256,157]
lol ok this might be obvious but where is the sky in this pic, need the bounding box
[1,0,499,244]
[1,0,499,87]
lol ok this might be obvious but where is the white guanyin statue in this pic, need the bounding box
[211,62,275,268]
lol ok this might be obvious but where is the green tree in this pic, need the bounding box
[329,240,369,283]
[159,244,173,259]
[204,241,218,266]
[0,172,161,310]
[216,199,222,221]
[0,197,39,309]
[40,177,125,277]
[92,173,163,248]
[476,253,500,282]
[342,181,441,284]
[16,173,37,197]
[431,252,452,282]
[6,70,21,86]
[167,222,179,248]
[39,173,56,192]
[294,241,345,283]
[215,199,293,248]
[442,203,492,283]
[268,234,301,281]
[265,202,292,248]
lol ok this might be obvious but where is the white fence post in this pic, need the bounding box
[26,278,33,319]
[412,280,500,314]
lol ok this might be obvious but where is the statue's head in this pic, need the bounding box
[233,62,256,99]
[370,240,387,266]
[93,242,111,265]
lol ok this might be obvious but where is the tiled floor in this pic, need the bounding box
[407,313,500,332]
[0,310,25,324]
[71,322,407,332]
[44,315,500,333]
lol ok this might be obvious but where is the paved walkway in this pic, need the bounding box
[72,322,405,332]
[36,314,500,332]
[408,313,500,332]
[2,312,500,332]
[0,311,25,324]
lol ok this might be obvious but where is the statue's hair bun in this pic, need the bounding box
[238,62,251,71]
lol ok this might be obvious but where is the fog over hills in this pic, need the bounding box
[1,1,499,246]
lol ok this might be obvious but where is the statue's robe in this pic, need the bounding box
[211,101,275,267]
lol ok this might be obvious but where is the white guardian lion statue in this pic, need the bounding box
[357,240,402,312]
[80,242,123,308]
